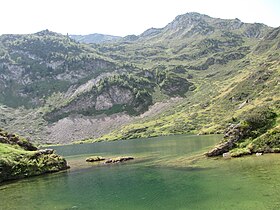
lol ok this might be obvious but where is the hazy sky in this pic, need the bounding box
[0,0,279,36]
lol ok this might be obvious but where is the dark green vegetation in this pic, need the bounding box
[0,128,68,183]
[0,13,279,151]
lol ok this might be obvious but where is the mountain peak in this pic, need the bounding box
[35,29,61,36]
[163,12,214,37]
[179,12,210,18]
[173,12,211,23]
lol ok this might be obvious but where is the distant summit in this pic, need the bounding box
[35,29,61,36]
[69,33,121,44]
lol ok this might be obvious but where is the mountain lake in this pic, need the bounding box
[1,134,280,210]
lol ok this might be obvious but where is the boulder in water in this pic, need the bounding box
[86,156,105,162]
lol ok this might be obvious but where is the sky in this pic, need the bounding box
[0,0,279,36]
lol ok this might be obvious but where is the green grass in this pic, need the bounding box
[0,143,32,158]
[0,142,68,183]
[0,129,68,183]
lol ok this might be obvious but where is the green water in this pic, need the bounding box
[1,135,280,210]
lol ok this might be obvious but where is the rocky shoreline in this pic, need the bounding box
[0,129,69,183]
[206,107,279,158]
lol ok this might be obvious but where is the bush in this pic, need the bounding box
[241,106,277,137]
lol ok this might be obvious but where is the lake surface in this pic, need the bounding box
[1,134,280,210]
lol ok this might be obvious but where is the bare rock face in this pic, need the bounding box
[109,86,134,104]
[95,86,133,110]
[45,85,135,122]
[95,93,113,110]
[45,113,133,144]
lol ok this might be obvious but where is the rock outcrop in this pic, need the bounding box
[206,107,278,157]
[104,156,134,164]
[95,86,134,110]
[0,128,37,151]
[86,156,105,162]
[205,123,249,157]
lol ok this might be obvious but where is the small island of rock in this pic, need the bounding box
[86,156,105,162]
[0,129,69,183]
[86,156,134,164]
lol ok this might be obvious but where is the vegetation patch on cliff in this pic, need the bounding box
[206,105,279,157]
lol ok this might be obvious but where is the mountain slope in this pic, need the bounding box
[98,12,270,68]
[0,30,119,108]
[205,27,280,157]
[0,13,279,145]
[84,21,279,142]
[0,29,193,143]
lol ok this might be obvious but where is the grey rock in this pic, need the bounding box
[206,123,249,157]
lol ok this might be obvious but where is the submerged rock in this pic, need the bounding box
[86,156,105,162]
[86,156,134,164]
[104,156,134,164]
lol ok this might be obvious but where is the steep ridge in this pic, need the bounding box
[70,33,121,44]
[98,12,270,68]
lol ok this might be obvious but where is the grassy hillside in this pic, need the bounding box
[0,30,119,108]
[84,25,280,144]
[0,13,279,147]
[206,104,279,157]
[0,128,68,182]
